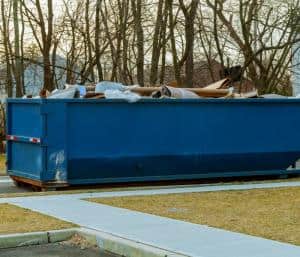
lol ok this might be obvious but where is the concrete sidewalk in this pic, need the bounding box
[1,181,300,257]
[0,176,12,184]
[1,180,300,203]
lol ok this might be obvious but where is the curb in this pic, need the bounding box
[0,228,189,257]
[77,228,189,257]
[0,228,76,249]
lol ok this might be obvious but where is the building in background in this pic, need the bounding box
[0,56,67,98]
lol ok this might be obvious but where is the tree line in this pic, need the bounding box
[0,0,300,97]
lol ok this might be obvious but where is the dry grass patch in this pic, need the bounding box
[89,187,300,246]
[0,203,75,234]
[0,155,6,175]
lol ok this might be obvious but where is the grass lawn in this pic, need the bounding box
[0,203,76,234]
[89,187,300,246]
[0,155,6,175]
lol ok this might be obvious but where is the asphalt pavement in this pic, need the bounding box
[0,244,118,257]
[0,176,29,194]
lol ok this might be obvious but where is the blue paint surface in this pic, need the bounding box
[6,98,300,185]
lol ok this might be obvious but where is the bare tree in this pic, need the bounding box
[0,0,298,97]
[178,0,199,87]
[149,0,164,86]
[206,0,300,93]
[13,0,23,96]
[0,0,13,97]
[22,0,55,92]
[95,0,104,81]
[131,0,144,86]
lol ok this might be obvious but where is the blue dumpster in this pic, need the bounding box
[6,98,300,188]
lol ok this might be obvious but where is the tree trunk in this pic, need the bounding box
[167,0,182,86]
[43,52,54,92]
[13,0,23,97]
[184,18,195,87]
[159,2,168,84]
[85,0,95,82]
[20,2,26,94]
[95,0,104,81]
[179,0,199,88]
[150,0,164,86]
[131,0,144,86]
[1,0,13,97]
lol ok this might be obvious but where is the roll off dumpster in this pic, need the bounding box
[6,98,300,189]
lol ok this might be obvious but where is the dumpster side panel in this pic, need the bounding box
[65,100,300,184]
[7,99,300,186]
[8,102,42,137]
[43,102,68,183]
[6,101,44,180]
[9,143,43,179]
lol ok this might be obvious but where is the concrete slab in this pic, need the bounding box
[78,228,187,257]
[0,176,12,185]
[0,229,76,249]
[0,232,48,249]
[0,178,12,184]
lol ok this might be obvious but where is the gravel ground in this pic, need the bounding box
[0,234,119,257]
[0,243,117,257]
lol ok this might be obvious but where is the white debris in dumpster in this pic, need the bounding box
[78,86,87,97]
[66,84,86,98]
[260,94,288,99]
[95,81,138,94]
[104,89,142,103]
[159,86,200,99]
[19,78,290,100]
[95,81,126,93]
[48,86,80,99]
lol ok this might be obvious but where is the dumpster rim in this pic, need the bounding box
[6,98,300,104]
